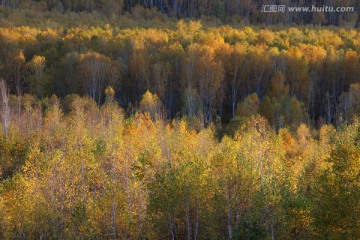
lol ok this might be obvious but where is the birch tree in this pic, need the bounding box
[0,79,10,137]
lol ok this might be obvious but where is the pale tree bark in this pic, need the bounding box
[80,52,111,105]
[168,213,175,240]
[227,188,233,239]
[194,199,199,240]
[0,79,10,138]
[186,198,191,240]
[231,67,239,117]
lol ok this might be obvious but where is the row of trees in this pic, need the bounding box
[1,23,360,126]
[0,89,359,239]
[1,0,359,26]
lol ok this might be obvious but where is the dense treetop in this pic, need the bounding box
[0,91,359,239]
[1,0,360,26]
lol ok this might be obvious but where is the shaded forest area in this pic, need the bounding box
[1,15,360,127]
[1,0,360,26]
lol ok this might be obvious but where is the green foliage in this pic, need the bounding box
[235,93,259,118]
[312,144,360,239]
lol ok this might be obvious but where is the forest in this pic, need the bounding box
[0,1,360,239]
[1,0,360,26]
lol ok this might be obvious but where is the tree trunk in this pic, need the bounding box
[168,214,175,240]
[231,67,238,117]
[194,199,199,240]
[186,198,191,240]
[227,188,233,239]
[0,79,10,138]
